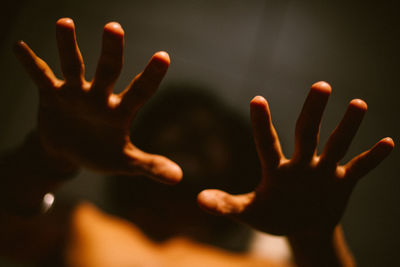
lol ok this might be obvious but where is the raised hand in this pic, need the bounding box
[13,18,182,184]
[197,81,394,235]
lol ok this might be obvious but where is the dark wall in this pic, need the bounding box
[0,1,399,266]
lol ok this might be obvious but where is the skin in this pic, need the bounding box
[6,17,395,266]
[65,203,290,267]
[13,18,182,184]
[198,82,394,234]
[197,82,394,266]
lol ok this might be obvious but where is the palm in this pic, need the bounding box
[198,82,394,235]
[38,82,129,172]
[243,160,351,235]
[14,18,182,184]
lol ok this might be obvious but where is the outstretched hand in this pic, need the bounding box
[14,18,182,184]
[198,81,394,235]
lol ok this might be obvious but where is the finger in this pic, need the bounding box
[320,99,368,165]
[118,51,170,116]
[13,41,59,91]
[344,137,394,181]
[56,18,85,85]
[292,81,331,163]
[125,147,183,185]
[197,189,255,216]
[91,22,124,98]
[250,96,283,171]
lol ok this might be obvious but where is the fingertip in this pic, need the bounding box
[250,96,271,123]
[197,189,223,215]
[349,99,368,111]
[148,160,183,185]
[251,95,266,103]
[144,52,170,75]
[164,162,183,185]
[152,51,171,67]
[13,40,32,59]
[14,40,25,46]
[367,137,395,161]
[250,95,268,109]
[380,137,395,149]
[104,21,124,37]
[311,81,332,95]
[13,40,25,53]
[56,17,75,30]
[57,17,74,25]
[197,190,212,205]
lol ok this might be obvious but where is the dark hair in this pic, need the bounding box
[107,82,260,251]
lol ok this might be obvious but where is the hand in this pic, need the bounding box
[13,18,182,184]
[197,81,394,235]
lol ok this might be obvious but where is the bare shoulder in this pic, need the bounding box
[65,202,163,267]
[161,237,292,267]
[65,203,293,267]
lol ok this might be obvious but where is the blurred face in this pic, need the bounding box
[120,107,235,241]
[109,89,259,248]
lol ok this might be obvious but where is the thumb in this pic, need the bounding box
[197,189,255,216]
[125,148,183,185]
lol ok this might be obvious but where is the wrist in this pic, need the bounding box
[0,131,79,217]
[288,225,336,243]
[288,226,355,267]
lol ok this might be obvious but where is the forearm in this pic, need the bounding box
[288,226,355,267]
[0,131,78,217]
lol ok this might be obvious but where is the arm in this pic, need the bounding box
[0,17,184,263]
[0,131,78,216]
[197,81,394,266]
[288,225,354,267]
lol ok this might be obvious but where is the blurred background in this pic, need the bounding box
[0,0,399,266]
